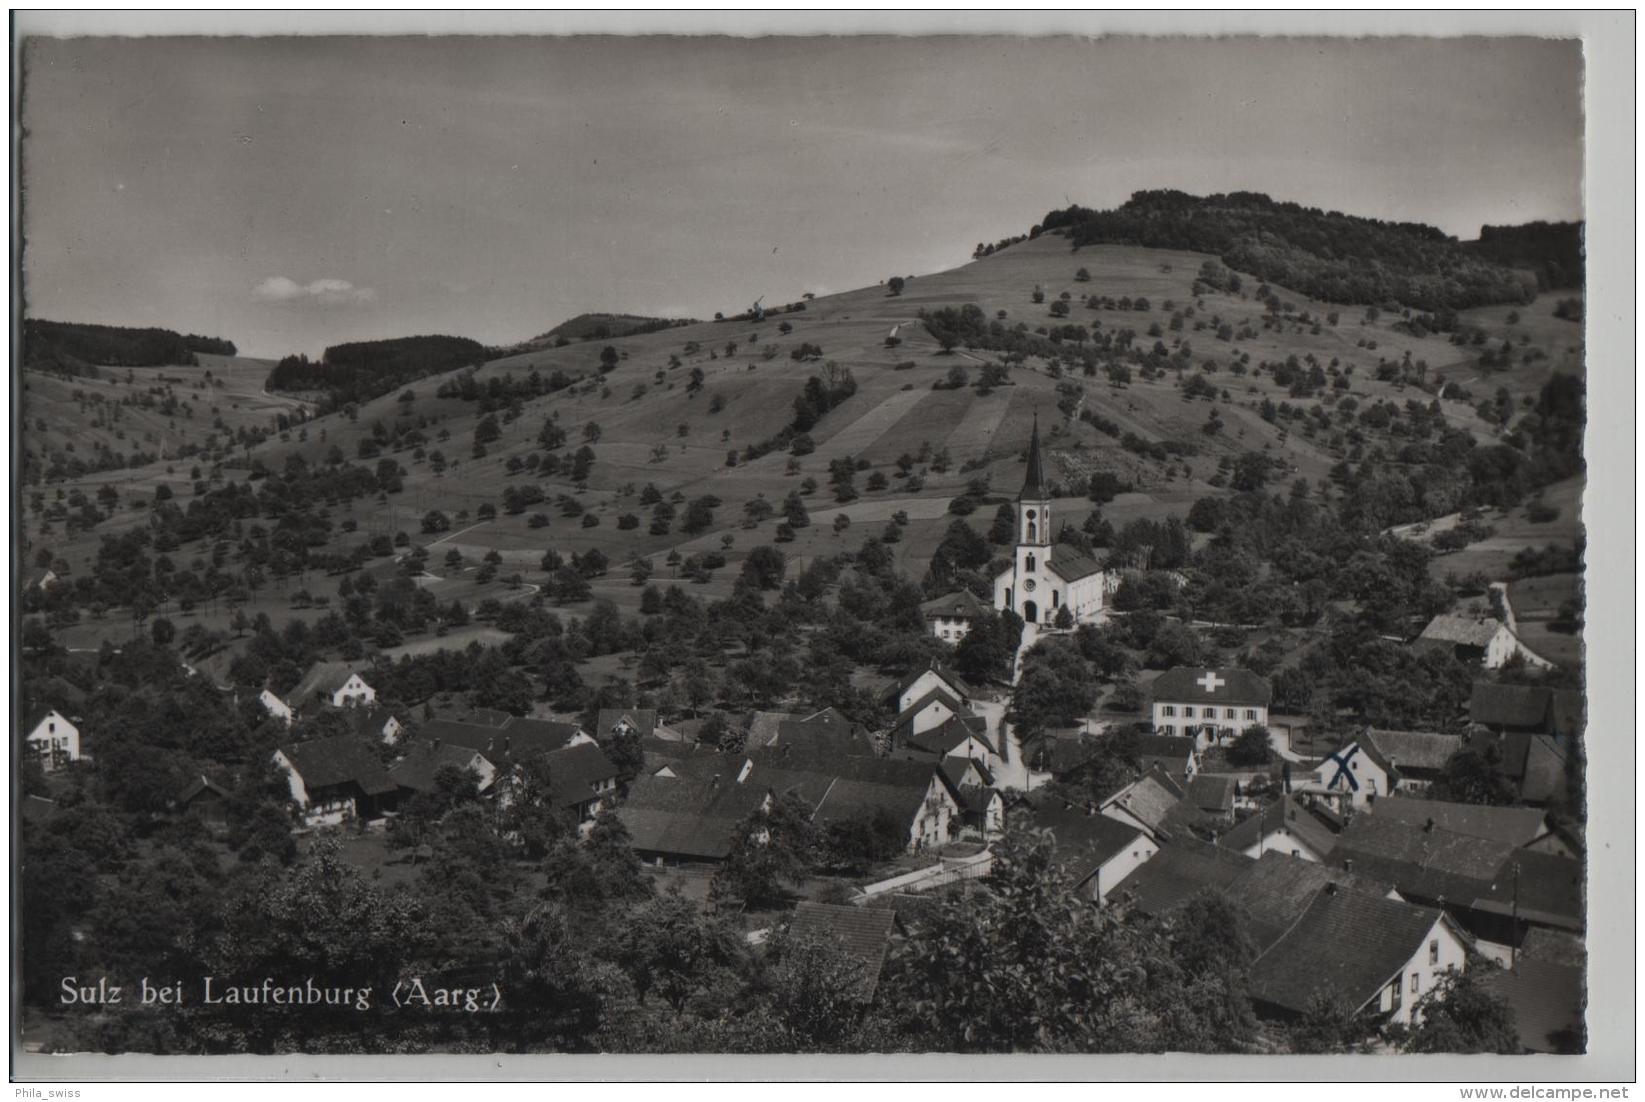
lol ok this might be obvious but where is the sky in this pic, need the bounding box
[20,34,1584,360]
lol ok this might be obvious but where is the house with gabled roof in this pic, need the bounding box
[785,902,903,1001]
[885,659,978,715]
[1417,614,1553,670]
[273,736,399,826]
[1134,733,1199,782]
[1099,767,1190,843]
[290,661,378,710]
[1218,795,1338,863]
[1468,681,1583,737]
[596,707,684,744]
[1360,728,1464,794]
[1248,882,1470,1026]
[389,740,498,796]
[23,706,81,771]
[1107,837,1254,916]
[175,774,234,833]
[1219,850,1401,948]
[420,714,594,764]
[1033,804,1160,905]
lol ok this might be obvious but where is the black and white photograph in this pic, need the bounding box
[9,11,1633,1083]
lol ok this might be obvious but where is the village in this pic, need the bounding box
[20,424,1585,1055]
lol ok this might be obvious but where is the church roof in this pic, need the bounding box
[1019,414,1049,501]
[1048,548,1104,582]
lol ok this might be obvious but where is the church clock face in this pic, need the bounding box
[1023,578,1037,593]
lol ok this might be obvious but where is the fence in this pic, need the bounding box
[854,847,994,901]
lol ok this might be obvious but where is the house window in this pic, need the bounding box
[1026,553,1036,572]
[1183,706,1195,719]
[1429,939,1439,965]
[1391,979,1402,1010]
[1245,709,1257,720]
[1225,708,1237,720]
[1410,973,1420,995]
[1162,705,1176,717]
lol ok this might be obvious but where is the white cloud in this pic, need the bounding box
[253,276,376,306]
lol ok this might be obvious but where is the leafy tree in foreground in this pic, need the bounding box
[1400,969,1521,1054]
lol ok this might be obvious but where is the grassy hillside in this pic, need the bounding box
[22,230,1584,640]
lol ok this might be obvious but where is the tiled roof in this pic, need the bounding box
[1364,728,1464,773]
[1218,796,1337,859]
[1479,958,1586,1054]
[939,754,993,792]
[543,742,621,808]
[421,716,586,762]
[1469,850,1584,932]
[884,660,976,708]
[814,779,930,834]
[1102,770,1189,838]
[388,741,492,793]
[1420,614,1505,648]
[905,715,996,758]
[920,590,990,621]
[1328,812,1517,906]
[745,710,805,747]
[1033,805,1151,887]
[1108,838,1254,916]
[1047,548,1104,583]
[597,708,659,739]
[1186,774,1236,816]
[290,660,366,703]
[1221,850,1393,949]
[1371,797,1549,847]
[177,774,232,805]
[279,736,397,797]
[1150,667,1272,707]
[787,902,899,1000]
[890,688,966,733]
[1249,885,1446,1015]
[1518,736,1572,804]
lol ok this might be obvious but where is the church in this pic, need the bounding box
[992,417,1106,629]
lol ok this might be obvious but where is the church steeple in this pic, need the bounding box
[1019,414,1049,502]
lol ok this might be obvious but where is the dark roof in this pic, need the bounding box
[1218,796,1338,860]
[1479,959,1586,1054]
[618,771,770,860]
[596,708,659,739]
[1019,413,1049,501]
[1469,683,1584,736]
[787,903,899,1000]
[1249,886,1447,1015]
[1042,734,1100,776]
[939,754,993,792]
[1186,774,1237,816]
[1469,850,1584,931]
[1047,548,1105,583]
[1420,615,1506,648]
[388,741,492,793]
[177,774,233,805]
[1364,728,1463,773]
[1134,734,1196,761]
[1221,850,1394,949]
[1109,838,1254,916]
[420,715,587,762]
[1371,797,1549,847]
[814,779,930,834]
[290,661,367,703]
[745,710,805,747]
[905,715,995,758]
[1033,806,1152,887]
[543,742,621,808]
[771,709,878,756]
[23,705,69,733]
[1150,667,1272,707]
[919,590,990,621]
[1518,736,1571,804]
[278,736,397,797]
[1328,813,1517,908]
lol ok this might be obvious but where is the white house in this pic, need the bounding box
[1251,884,1470,1027]
[1037,806,1161,905]
[1417,614,1555,671]
[920,589,990,644]
[24,708,80,771]
[1218,795,1337,863]
[260,688,295,726]
[1149,667,1272,747]
[1308,738,1401,808]
[273,736,400,826]
[992,416,1106,631]
[886,660,977,716]
[290,661,378,709]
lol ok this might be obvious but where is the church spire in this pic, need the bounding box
[1019,413,1049,502]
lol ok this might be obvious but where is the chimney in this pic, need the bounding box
[1324,882,1339,895]
[1342,858,1353,874]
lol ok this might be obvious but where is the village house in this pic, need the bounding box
[939,756,1004,838]
[23,707,81,771]
[389,740,499,797]
[1248,883,1470,1027]
[596,707,685,744]
[1479,957,1586,1054]
[420,714,596,762]
[885,660,979,716]
[347,704,405,745]
[1217,795,1338,863]
[919,589,991,644]
[895,714,999,772]
[992,417,1106,631]
[785,902,903,1001]
[1468,681,1584,737]
[272,736,400,826]
[1369,796,1576,858]
[1416,614,1554,671]
[1304,735,1402,808]
[1133,733,1199,782]
[1099,768,1191,843]
[174,774,233,834]
[1107,837,1255,916]
[1034,805,1160,905]
[259,662,378,725]
[1360,728,1464,795]
[259,688,295,726]
[1148,667,1272,746]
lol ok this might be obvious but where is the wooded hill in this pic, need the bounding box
[265,334,488,409]
[1031,191,1569,311]
[23,319,236,376]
